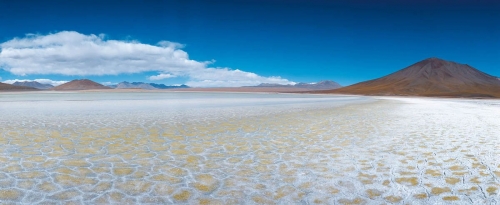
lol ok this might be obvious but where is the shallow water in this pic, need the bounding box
[0,92,499,204]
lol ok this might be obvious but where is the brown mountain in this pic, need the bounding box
[322,58,500,98]
[0,82,38,91]
[52,79,111,90]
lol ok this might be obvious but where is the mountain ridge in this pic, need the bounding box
[252,80,342,90]
[13,81,54,89]
[52,79,111,90]
[321,58,500,98]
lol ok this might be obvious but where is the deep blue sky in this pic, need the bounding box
[1,0,499,86]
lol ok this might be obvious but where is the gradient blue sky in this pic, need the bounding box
[0,0,499,86]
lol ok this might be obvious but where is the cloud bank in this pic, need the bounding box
[0,31,293,87]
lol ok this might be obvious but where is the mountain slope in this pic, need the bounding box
[115,82,158,89]
[13,81,53,89]
[52,79,111,90]
[0,82,38,91]
[323,58,500,98]
[113,81,190,89]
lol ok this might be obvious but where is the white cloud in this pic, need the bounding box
[0,31,294,87]
[149,73,176,81]
[2,78,68,86]
[100,82,115,86]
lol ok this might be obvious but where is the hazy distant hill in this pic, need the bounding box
[149,83,189,89]
[254,80,342,90]
[114,81,189,89]
[0,82,38,91]
[322,58,500,98]
[13,81,53,89]
[52,79,111,90]
[115,82,157,89]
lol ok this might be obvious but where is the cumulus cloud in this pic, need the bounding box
[0,31,294,87]
[149,73,176,81]
[2,79,68,86]
[100,82,115,86]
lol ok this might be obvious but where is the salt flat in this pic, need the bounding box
[0,92,499,204]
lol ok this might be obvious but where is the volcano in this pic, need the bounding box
[325,58,500,98]
[52,79,111,90]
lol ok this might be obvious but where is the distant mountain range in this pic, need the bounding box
[0,82,38,91]
[253,80,342,90]
[322,58,500,98]
[13,81,54,89]
[111,81,190,89]
[2,61,500,98]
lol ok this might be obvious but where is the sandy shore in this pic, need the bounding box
[0,93,498,204]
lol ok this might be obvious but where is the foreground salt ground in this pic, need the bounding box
[0,93,499,204]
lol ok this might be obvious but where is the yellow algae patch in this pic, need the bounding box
[173,190,191,202]
[55,174,97,187]
[51,190,80,200]
[151,174,182,183]
[382,180,390,186]
[192,174,219,193]
[55,168,75,175]
[338,197,366,205]
[366,189,383,199]
[171,149,189,155]
[186,155,200,164]
[449,165,465,171]
[385,195,402,203]
[15,171,46,179]
[431,187,451,195]
[26,156,46,162]
[395,177,419,186]
[442,196,459,201]
[38,182,58,192]
[113,168,134,176]
[93,182,112,192]
[470,177,481,183]
[299,182,313,190]
[198,198,223,205]
[116,180,153,195]
[445,177,461,185]
[252,195,274,204]
[62,160,91,167]
[486,186,498,195]
[0,189,22,200]
[154,184,174,195]
[106,192,124,202]
[413,193,427,199]
[425,169,441,177]
[18,180,36,189]
[274,185,295,199]
[168,168,187,177]
[494,171,500,177]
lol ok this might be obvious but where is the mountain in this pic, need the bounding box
[13,81,53,89]
[114,81,190,89]
[52,79,111,90]
[294,80,342,90]
[323,58,500,98]
[0,82,38,91]
[255,80,342,90]
[149,83,189,89]
[115,82,157,89]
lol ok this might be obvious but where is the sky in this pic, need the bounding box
[0,0,499,87]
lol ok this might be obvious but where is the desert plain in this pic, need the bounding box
[0,91,499,204]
